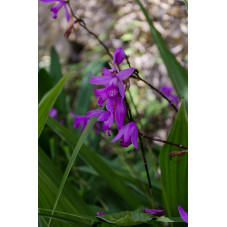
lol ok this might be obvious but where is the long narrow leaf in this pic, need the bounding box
[159,102,188,217]
[38,73,71,137]
[48,117,97,226]
[38,148,93,214]
[136,0,188,109]
[47,117,142,209]
[50,47,67,114]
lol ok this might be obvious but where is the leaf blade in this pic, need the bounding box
[46,117,143,209]
[159,102,188,217]
[38,73,71,137]
[136,0,188,109]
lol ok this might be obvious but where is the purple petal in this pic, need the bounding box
[114,97,126,129]
[87,110,105,118]
[89,76,113,85]
[87,110,110,122]
[142,208,164,217]
[178,206,188,223]
[113,48,126,65]
[122,122,134,143]
[131,124,138,149]
[102,112,114,136]
[98,111,111,122]
[102,67,113,76]
[117,79,125,99]
[93,88,108,107]
[160,86,173,95]
[49,108,58,120]
[106,98,115,113]
[116,68,135,80]
[111,126,126,142]
[96,211,106,216]
[64,4,70,22]
[50,1,64,13]
[106,83,118,99]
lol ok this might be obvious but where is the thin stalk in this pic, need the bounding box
[141,134,188,150]
[131,75,178,112]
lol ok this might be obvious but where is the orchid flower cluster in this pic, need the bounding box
[69,48,139,149]
[87,48,139,149]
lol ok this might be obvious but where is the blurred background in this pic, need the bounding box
[38,0,188,225]
[38,0,187,139]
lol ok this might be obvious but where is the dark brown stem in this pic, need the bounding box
[67,1,113,59]
[141,133,188,150]
[131,75,178,112]
[138,133,153,191]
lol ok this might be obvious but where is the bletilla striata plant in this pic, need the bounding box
[88,48,139,149]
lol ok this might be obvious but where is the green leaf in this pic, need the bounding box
[38,68,52,103]
[38,147,94,227]
[46,117,142,209]
[136,0,188,109]
[38,73,71,137]
[38,215,48,227]
[156,217,184,223]
[50,47,67,114]
[97,209,156,226]
[48,117,97,226]
[159,102,188,217]
[184,0,188,11]
[39,209,98,226]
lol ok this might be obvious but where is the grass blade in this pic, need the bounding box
[50,47,67,114]
[47,117,143,209]
[48,117,97,226]
[136,0,188,109]
[38,147,93,214]
[38,73,71,137]
[159,101,188,217]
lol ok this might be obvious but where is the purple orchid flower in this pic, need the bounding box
[70,112,90,131]
[96,211,106,216]
[70,112,100,133]
[89,67,135,99]
[142,208,165,217]
[39,0,70,22]
[49,108,58,120]
[178,205,188,223]
[160,86,179,106]
[93,83,119,108]
[111,122,138,149]
[87,110,114,136]
[113,47,126,65]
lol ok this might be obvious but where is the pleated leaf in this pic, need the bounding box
[159,102,188,217]
[46,117,142,209]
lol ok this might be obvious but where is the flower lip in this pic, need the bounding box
[106,84,118,98]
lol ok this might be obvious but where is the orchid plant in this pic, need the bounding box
[39,0,188,226]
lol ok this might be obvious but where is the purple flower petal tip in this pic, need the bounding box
[111,122,138,149]
[113,48,126,65]
[96,211,106,216]
[40,0,70,22]
[160,86,179,106]
[49,108,58,120]
[178,206,188,223]
[142,208,165,217]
